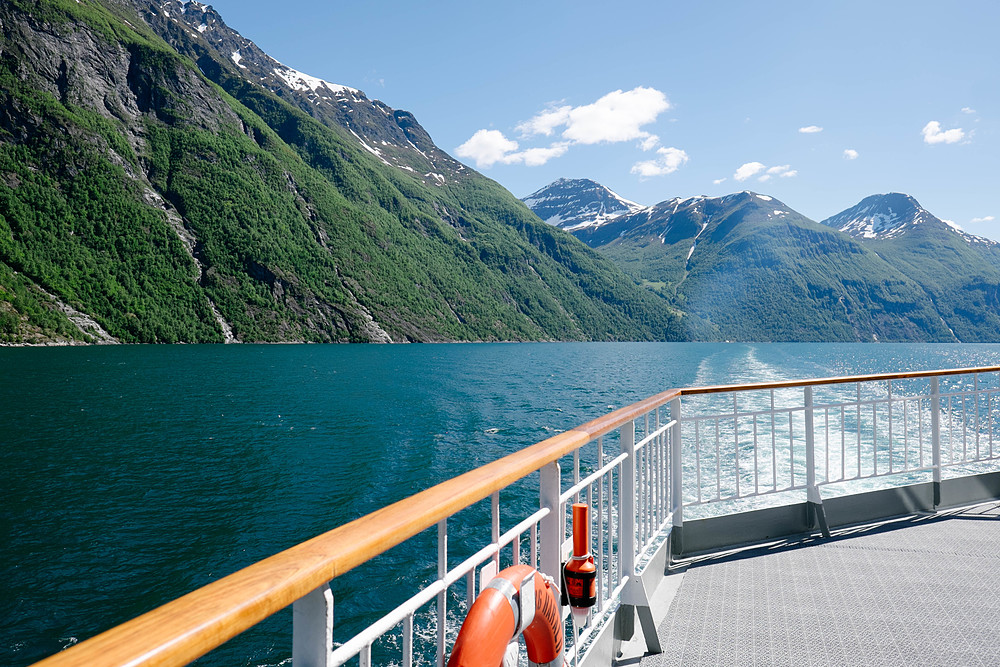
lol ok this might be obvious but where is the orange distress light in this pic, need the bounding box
[563,503,596,623]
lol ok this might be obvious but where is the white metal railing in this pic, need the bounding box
[315,369,1000,666]
[36,366,1000,667]
[314,404,675,666]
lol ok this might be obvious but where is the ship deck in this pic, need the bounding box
[633,501,1000,667]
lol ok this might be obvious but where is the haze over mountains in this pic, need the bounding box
[524,179,1000,342]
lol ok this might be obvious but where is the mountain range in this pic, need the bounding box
[0,0,685,344]
[2,1,996,345]
[524,179,1000,342]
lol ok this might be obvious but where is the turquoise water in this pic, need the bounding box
[4,342,1000,665]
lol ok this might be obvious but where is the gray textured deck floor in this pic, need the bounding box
[639,502,1000,667]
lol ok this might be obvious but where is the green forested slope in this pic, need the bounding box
[574,192,955,342]
[0,0,685,343]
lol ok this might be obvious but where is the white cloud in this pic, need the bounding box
[454,130,572,168]
[767,165,795,177]
[734,162,766,182]
[843,149,859,160]
[559,87,671,146]
[515,105,572,137]
[458,86,675,170]
[922,120,965,145]
[962,107,977,114]
[713,177,727,185]
[639,135,661,151]
[631,147,689,177]
[455,129,519,168]
[505,142,571,167]
[798,125,823,134]
[971,216,995,224]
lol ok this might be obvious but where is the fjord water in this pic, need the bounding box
[5,342,1000,666]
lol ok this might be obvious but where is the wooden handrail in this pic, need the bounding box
[680,365,1000,395]
[33,388,681,667]
[32,364,1000,666]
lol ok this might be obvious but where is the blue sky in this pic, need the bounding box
[204,0,999,239]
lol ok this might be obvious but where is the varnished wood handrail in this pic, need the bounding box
[32,365,1000,666]
[680,365,1000,395]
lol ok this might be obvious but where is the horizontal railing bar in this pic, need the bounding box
[560,452,629,504]
[818,466,935,485]
[635,421,673,451]
[332,505,551,665]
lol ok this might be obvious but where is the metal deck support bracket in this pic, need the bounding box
[292,583,334,667]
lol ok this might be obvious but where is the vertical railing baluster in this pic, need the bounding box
[574,447,581,504]
[436,520,447,667]
[403,613,414,667]
[694,420,702,504]
[733,394,739,499]
[597,435,605,607]
[888,380,894,473]
[856,383,862,479]
[770,390,777,492]
[491,491,500,568]
[715,419,722,501]
[530,522,538,571]
[903,399,909,471]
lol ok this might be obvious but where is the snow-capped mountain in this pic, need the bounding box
[522,178,645,231]
[141,0,464,186]
[821,193,998,247]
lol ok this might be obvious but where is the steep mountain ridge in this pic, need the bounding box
[527,184,963,342]
[822,193,1000,341]
[139,0,463,187]
[821,192,999,248]
[0,0,685,344]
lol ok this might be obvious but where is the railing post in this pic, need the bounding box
[931,377,942,507]
[615,419,661,655]
[804,387,830,537]
[621,420,637,583]
[670,397,683,557]
[539,461,562,608]
[292,584,334,667]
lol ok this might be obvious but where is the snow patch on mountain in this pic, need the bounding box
[822,193,1000,247]
[273,63,357,96]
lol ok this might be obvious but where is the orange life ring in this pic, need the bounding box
[448,564,564,667]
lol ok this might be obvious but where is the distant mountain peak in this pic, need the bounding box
[822,193,997,246]
[522,178,645,231]
[821,193,935,240]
